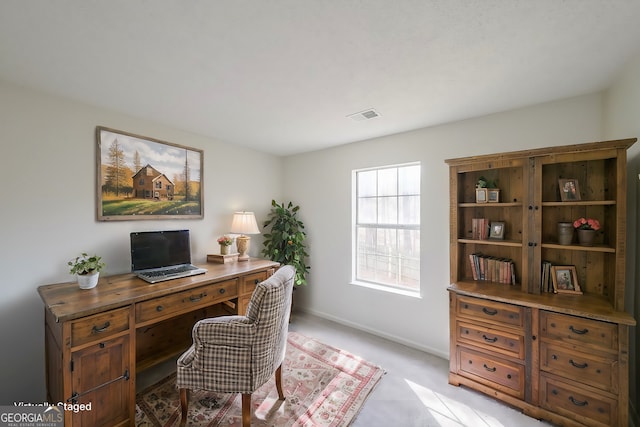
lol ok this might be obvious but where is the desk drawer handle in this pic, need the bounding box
[156,305,164,312]
[483,363,496,372]
[569,359,588,369]
[219,288,226,294]
[189,293,205,302]
[254,279,261,285]
[569,396,588,407]
[482,334,498,343]
[92,321,110,334]
[569,325,589,335]
[482,307,498,316]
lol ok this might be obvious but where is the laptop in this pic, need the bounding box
[130,230,207,283]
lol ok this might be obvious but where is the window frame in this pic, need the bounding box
[352,162,421,297]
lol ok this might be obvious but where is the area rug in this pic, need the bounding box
[135,331,385,426]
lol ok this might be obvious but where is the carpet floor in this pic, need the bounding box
[135,331,385,426]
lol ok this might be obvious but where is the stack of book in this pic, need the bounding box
[468,253,516,284]
[472,218,490,240]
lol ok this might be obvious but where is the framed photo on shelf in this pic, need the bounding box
[489,221,505,240]
[487,188,500,203]
[475,188,488,203]
[551,266,582,294]
[559,178,581,201]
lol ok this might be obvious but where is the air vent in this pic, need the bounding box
[347,108,381,121]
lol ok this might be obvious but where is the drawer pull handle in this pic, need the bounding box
[156,306,164,312]
[482,334,498,343]
[569,396,588,407]
[483,364,496,372]
[254,279,261,285]
[569,359,588,369]
[482,307,498,316]
[569,325,589,335]
[219,288,226,294]
[92,321,111,334]
[189,293,205,302]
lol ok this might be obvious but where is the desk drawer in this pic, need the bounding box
[457,321,524,359]
[540,342,617,394]
[71,307,130,347]
[456,296,524,329]
[540,374,616,427]
[540,311,617,352]
[239,271,269,295]
[136,280,237,324]
[457,347,524,399]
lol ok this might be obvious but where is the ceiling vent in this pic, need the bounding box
[347,108,380,121]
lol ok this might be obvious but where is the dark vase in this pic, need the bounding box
[577,229,596,246]
[557,222,574,245]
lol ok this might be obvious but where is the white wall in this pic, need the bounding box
[284,93,604,358]
[0,80,283,404]
[603,49,640,420]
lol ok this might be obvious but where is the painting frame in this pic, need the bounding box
[559,178,581,201]
[475,188,488,203]
[96,126,204,221]
[551,265,582,294]
[489,221,505,240]
[487,188,500,203]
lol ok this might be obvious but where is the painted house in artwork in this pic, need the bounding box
[132,164,174,200]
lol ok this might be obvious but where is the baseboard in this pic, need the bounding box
[630,399,639,427]
[298,307,450,360]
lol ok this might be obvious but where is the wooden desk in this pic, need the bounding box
[38,259,278,427]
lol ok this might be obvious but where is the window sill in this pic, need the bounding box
[350,280,421,298]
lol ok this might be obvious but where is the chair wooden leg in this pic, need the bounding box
[275,364,285,400]
[179,388,188,426]
[241,393,251,427]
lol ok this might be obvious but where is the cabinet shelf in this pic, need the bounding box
[541,242,615,253]
[542,200,616,207]
[459,202,522,208]
[458,238,521,247]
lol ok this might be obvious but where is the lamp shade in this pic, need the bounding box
[230,211,260,235]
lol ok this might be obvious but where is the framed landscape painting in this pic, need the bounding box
[96,126,204,221]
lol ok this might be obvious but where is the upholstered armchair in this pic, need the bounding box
[176,265,295,427]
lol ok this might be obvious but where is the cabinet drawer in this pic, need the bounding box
[456,296,524,329]
[136,280,237,324]
[457,321,524,359]
[71,307,130,347]
[540,342,617,394]
[457,347,524,399]
[239,271,268,295]
[540,374,617,427]
[540,311,617,352]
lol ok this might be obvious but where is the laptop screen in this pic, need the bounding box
[130,230,192,271]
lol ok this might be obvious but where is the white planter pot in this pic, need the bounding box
[77,271,100,289]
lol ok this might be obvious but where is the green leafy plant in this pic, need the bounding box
[68,253,106,275]
[261,200,310,285]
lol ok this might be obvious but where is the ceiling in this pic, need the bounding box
[2,1,640,156]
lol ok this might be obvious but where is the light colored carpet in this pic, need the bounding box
[135,331,385,426]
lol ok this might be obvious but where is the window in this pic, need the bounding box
[353,163,420,293]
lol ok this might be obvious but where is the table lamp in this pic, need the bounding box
[230,211,260,261]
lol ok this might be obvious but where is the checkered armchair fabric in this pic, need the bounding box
[176,264,295,400]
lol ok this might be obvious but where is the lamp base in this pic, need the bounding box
[236,235,251,262]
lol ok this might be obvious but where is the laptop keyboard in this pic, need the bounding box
[144,265,196,278]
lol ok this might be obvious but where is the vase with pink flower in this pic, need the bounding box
[217,235,233,254]
[573,217,600,246]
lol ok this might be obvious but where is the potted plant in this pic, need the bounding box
[68,252,106,289]
[573,217,600,246]
[217,235,233,255]
[261,200,310,286]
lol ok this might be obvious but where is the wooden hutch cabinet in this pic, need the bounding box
[446,139,637,427]
[39,259,278,427]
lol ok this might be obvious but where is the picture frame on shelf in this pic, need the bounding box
[558,178,581,201]
[487,188,500,203]
[551,265,582,294]
[475,188,488,203]
[489,221,505,240]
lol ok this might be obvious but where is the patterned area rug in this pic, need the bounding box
[136,332,385,426]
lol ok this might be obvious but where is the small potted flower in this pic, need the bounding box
[68,253,106,289]
[217,235,233,255]
[573,217,600,246]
